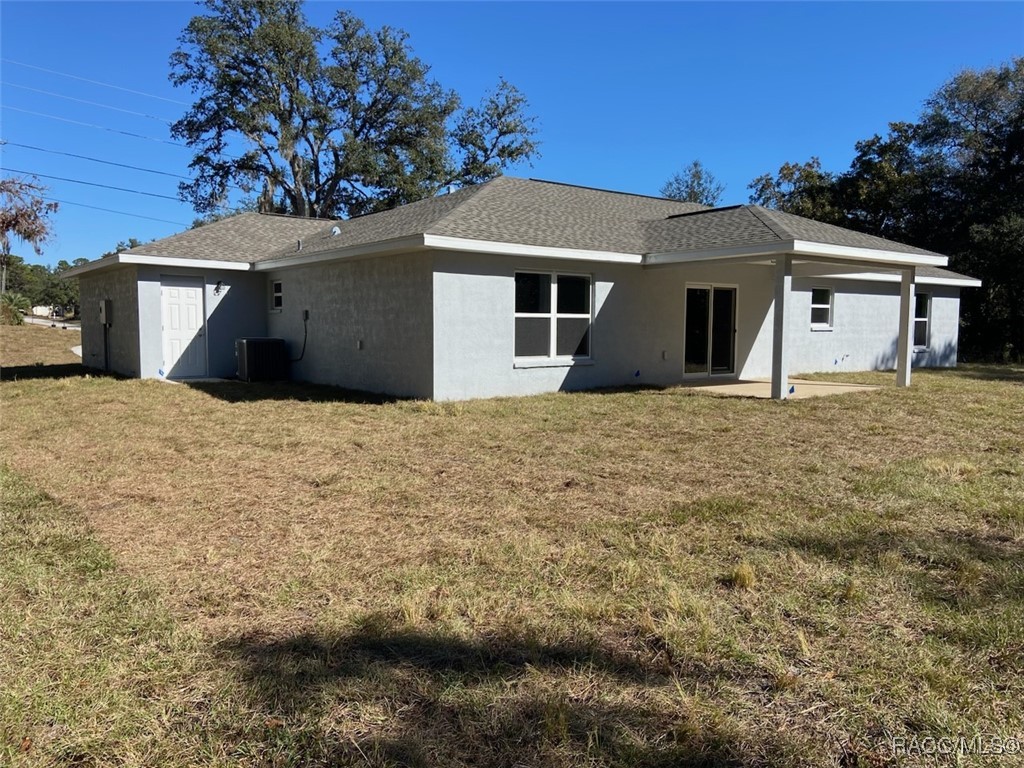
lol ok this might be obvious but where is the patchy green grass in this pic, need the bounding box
[1,323,1022,766]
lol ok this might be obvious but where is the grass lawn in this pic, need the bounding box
[1,323,1022,767]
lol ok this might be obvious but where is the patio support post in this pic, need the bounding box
[771,255,792,400]
[896,266,916,387]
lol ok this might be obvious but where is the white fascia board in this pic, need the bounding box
[918,276,982,287]
[810,271,982,288]
[423,234,643,264]
[120,253,254,271]
[790,240,948,267]
[62,258,122,279]
[255,235,426,270]
[62,253,254,278]
[645,239,949,269]
[644,241,793,266]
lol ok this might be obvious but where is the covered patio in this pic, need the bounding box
[684,377,879,400]
[643,205,951,399]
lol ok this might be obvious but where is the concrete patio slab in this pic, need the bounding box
[685,378,879,399]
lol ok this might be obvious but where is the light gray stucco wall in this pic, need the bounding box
[430,256,964,400]
[134,266,267,379]
[77,266,140,376]
[265,252,433,398]
[772,278,962,376]
[912,287,961,367]
[430,253,777,401]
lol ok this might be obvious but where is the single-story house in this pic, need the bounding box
[66,176,980,400]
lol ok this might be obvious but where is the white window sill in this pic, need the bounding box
[810,325,833,332]
[514,358,595,370]
[913,346,930,353]
[268,308,282,314]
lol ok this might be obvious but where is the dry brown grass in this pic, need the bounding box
[0,323,81,371]
[2,323,1022,767]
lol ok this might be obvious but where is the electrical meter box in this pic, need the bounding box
[99,299,112,326]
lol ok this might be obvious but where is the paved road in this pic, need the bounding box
[22,316,80,330]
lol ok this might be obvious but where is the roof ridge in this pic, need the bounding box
[426,176,507,234]
[664,204,745,220]
[528,177,696,204]
[526,177,699,204]
[744,205,795,241]
[255,210,338,222]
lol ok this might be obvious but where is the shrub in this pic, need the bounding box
[0,292,30,325]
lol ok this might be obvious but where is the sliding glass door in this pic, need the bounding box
[684,285,736,376]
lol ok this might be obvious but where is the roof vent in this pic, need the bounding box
[296,239,303,252]
[331,225,341,236]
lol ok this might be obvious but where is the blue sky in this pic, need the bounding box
[1,1,1021,267]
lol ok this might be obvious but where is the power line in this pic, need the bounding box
[2,140,191,180]
[2,141,250,195]
[2,105,187,148]
[2,82,175,125]
[42,196,188,227]
[2,166,182,201]
[1,57,190,106]
[3,106,243,161]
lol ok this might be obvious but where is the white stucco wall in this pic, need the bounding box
[265,252,433,398]
[771,278,962,376]
[134,266,268,379]
[430,256,964,400]
[73,252,965,398]
[430,253,778,401]
[77,266,140,376]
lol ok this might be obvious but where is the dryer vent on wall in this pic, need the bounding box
[236,338,288,381]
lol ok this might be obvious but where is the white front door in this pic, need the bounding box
[161,276,207,378]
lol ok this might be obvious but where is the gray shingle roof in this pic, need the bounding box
[123,212,331,262]
[429,177,706,253]
[642,205,944,258]
[269,176,705,261]
[752,207,945,257]
[266,182,492,261]
[109,178,967,282]
[916,265,978,283]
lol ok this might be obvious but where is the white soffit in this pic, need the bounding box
[422,234,643,264]
[808,271,982,288]
[645,239,947,269]
[63,253,254,278]
[255,235,426,270]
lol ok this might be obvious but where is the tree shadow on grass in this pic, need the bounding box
[186,379,405,405]
[936,364,1024,384]
[214,623,802,767]
[783,525,1024,612]
[0,362,96,382]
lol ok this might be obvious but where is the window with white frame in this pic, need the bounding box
[914,293,930,348]
[810,287,833,328]
[271,280,283,310]
[514,272,592,359]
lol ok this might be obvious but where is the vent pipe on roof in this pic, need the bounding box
[331,225,341,236]
[296,239,302,252]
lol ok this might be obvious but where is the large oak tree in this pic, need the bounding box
[170,0,539,219]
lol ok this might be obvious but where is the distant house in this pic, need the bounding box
[66,177,979,400]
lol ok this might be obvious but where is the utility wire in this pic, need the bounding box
[1,140,191,180]
[2,82,175,124]
[2,105,187,148]
[2,140,250,194]
[1,57,190,106]
[3,106,243,160]
[42,196,188,226]
[2,166,181,201]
